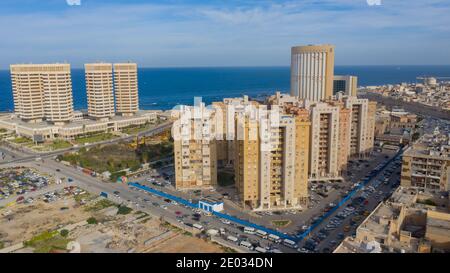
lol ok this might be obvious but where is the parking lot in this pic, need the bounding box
[0,167,52,202]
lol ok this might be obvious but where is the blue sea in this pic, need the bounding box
[1,65,450,112]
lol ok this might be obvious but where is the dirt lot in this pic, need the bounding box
[0,189,225,253]
[0,196,90,246]
[146,233,224,253]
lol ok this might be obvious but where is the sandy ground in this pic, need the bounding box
[0,197,90,246]
[1,192,224,253]
[146,233,224,253]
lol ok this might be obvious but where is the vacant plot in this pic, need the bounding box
[146,233,224,253]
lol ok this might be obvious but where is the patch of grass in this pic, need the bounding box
[24,230,70,253]
[74,192,91,203]
[85,199,115,212]
[0,241,4,249]
[221,246,237,253]
[87,217,98,225]
[122,122,155,135]
[218,171,235,187]
[10,136,33,144]
[271,220,291,227]
[117,205,132,215]
[74,132,117,145]
[49,140,72,150]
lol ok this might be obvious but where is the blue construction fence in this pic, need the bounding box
[127,182,296,241]
[295,148,405,242]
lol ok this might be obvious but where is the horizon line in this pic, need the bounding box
[1,64,450,71]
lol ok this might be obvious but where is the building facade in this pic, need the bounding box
[291,44,335,101]
[309,102,341,180]
[401,145,450,191]
[173,104,218,190]
[114,63,139,116]
[234,108,310,211]
[10,63,74,124]
[85,63,115,120]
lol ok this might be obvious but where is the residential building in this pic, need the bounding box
[114,63,139,116]
[401,140,450,192]
[291,44,335,101]
[234,108,310,210]
[344,97,376,158]
[308,102,341,180]
[335,187,450,253]
[10,63,74,124]
[173,104,217,190]
[85,63,115,120]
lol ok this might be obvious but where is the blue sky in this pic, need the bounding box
[0,0,449,68]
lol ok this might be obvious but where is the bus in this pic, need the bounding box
[227,235,238,243]
[244,227,256,234]
[193,223,204,231]
[255,229,268,239]
[239,240,254,251]
[268,234,281,243]
[282,239,298,249]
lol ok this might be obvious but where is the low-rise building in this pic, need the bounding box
[335,187,450,253]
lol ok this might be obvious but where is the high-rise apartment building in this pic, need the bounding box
[291,44,335,101]
[333,75,358,96]
[344,97,376,158]
[309,102,341,180]
[234,108,310,210]
[173,104,217,190]
[85,63,115,120]
[10,63,74,124]
[113,63,139,116]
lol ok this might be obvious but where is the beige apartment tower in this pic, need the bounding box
[173,105,217,190]
[10,63,74,124]
[291,44,335,101]
[344,97,376,158]
[234,109,310,211]
[309,102,341,180]
[85,63,115,120]
[114,63,139,116]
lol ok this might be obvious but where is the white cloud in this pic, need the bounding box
[0,0,449,67]
[66,0,81,6]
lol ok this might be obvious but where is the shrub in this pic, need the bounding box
[87,217,98,225]
[60,229,69,237]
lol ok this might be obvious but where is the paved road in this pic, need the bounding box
[297,151,403,252]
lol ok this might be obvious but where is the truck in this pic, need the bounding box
[100,192,108,198]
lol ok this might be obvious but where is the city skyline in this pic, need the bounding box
[0,0,449,69]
